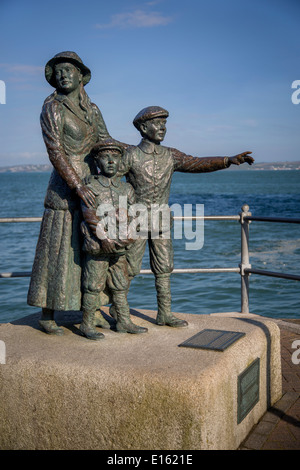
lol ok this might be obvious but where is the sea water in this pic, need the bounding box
[0,170,299,323]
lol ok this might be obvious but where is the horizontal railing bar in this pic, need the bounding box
[245,216,300,224]
[4,267,298,281]
[0,216,241,223]
[0,271,32,278]
[245,268,300,281]
[140,268,240,274]
[173,216,240,220]
[0,217,43,223]
[0,267,241,279]
[1,216,299,224]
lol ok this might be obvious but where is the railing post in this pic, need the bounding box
[239,204,251,313]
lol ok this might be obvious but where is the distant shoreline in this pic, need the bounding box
[0,161,300,173]
[0,164,52,173]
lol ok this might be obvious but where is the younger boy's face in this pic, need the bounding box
[96,150,121,177]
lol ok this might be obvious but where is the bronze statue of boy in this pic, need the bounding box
[110,106,254,328]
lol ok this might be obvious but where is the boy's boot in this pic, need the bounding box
[155,275,188,327]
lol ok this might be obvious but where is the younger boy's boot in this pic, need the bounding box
[94,309,112,329]
[79,310,105,340]
[80,292,105,340]
[113,290,148,334]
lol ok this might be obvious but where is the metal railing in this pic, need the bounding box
[0,204,299,313]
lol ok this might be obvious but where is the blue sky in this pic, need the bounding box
[0,0,299,167]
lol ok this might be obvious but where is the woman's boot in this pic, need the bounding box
[39,308,64,335]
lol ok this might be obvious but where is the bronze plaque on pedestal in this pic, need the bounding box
[237,358,260,423]
[179,329,245,352]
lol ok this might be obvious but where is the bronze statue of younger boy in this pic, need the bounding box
[79,139,148,340]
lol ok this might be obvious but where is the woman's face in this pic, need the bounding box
[54,62,82,94]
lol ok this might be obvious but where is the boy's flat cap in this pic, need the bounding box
[133,106,169,129]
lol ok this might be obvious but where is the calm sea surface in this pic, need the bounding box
[0,170,299,323]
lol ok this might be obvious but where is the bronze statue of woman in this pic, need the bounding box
[27,51,114,335]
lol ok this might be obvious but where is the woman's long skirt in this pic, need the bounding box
[27,208,83,311]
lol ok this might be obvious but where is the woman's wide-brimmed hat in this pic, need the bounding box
[45,51,91,88]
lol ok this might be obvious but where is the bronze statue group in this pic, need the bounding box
[27,52,254,340]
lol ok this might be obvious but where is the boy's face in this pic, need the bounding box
[96,150,121,177]
[140,117,167,144]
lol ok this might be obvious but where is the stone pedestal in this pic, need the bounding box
[0,309,282,450]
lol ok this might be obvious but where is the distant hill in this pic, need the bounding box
[0,161,299,173]
[227,161,300,171]
[0,164,52,173]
